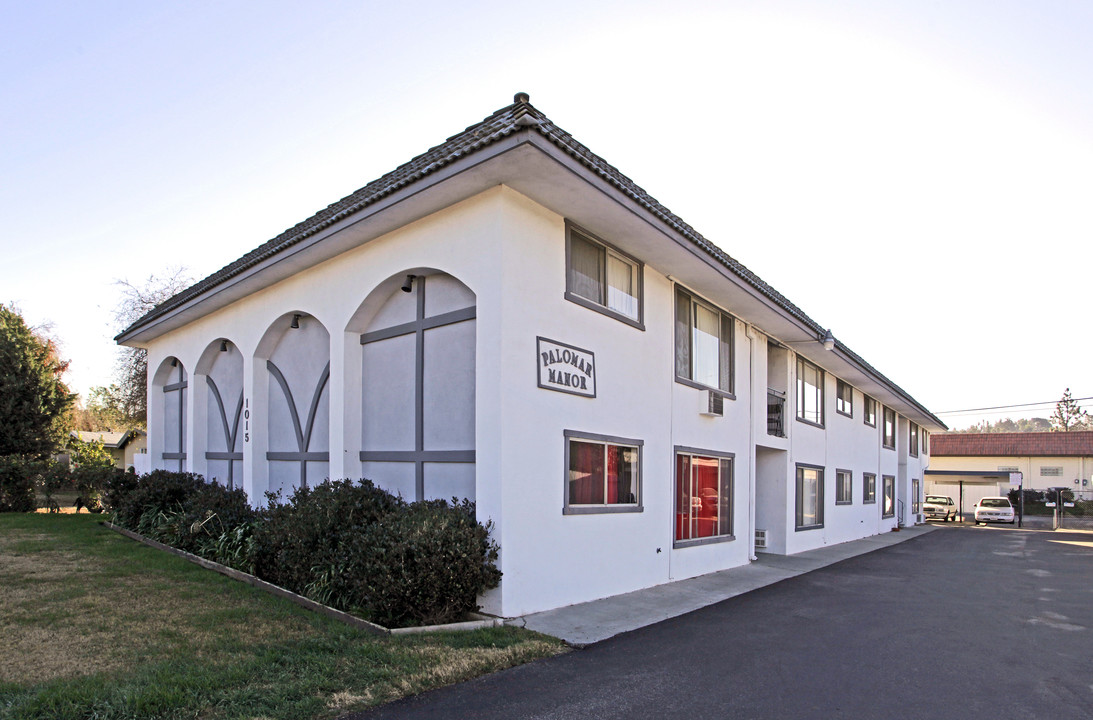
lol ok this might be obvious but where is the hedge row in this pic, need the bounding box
[0,455,126,513]
[106,473,501,628]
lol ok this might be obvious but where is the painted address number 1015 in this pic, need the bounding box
[244,398,250,443]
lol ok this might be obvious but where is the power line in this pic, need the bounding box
[935,396,1093,415]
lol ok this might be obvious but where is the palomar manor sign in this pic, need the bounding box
[537,337,596,398]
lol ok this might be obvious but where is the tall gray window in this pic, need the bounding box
[675,287,734,394]
[796,464,824,530]
[796,358,823,426]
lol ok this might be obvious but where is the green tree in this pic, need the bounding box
[0,304,75,458]
[1050,388,1089,432]
[112,269,191,429]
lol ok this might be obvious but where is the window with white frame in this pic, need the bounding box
[836,379,853,417]
[564,432,642,514]
[882,475,895,518]
[883,407,896,449]
[864,395,877,426]
[675,448,733,545]
[836,469,853,504]
[796,357,824,426]
[863,473,876,504]
[565,224,643,327]
[675,287,734,394]
[796,464,824,530]
[909,421,919,457]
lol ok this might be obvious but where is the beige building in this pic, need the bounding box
[926,431,1093,508]
[72,430,148,471]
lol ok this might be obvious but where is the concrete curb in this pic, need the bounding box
[103,521,502,636]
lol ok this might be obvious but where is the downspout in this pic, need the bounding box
[746,325,758,561]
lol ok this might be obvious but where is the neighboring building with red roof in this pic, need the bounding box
[927,431,1093,506]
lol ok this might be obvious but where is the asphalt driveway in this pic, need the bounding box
[343,526,1093,720]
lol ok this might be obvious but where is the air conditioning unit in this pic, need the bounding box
[754,529,768,549]
[701,390,724,417]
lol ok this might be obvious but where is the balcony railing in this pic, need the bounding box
[767,390,786,437]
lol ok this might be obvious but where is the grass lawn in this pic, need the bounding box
[0,513,566,719]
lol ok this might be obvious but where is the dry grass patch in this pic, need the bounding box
[0,514,568,720]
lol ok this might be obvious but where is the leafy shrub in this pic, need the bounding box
[112,470,256,557]
[0,455,38,512]
[253,479,404,595]
[109,470,207,529]
[254,480,501,627]
[112,473,502,628]
[352,499,501,627]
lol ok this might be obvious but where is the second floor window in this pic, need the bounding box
[836,379,853,417]
[796,357,823,426]
[566,224,643,326]
[675,287,734,394]
[909,421,919,457]
[883,407,896,449]
[864,395,877,426]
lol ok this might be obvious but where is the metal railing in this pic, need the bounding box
[767,390,786,437]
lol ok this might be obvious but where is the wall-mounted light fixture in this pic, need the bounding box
[401,274,416,293]
[220,340,229,352]
[821,329,835,351]
[290,314,301,329]
[170,358,178,367]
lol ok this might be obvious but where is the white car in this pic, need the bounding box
[974,496,1016,525]
[923,495,957,522]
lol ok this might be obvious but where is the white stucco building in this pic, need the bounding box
[117,94,946,617]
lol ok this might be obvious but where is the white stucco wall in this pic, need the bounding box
[139,184,939,618]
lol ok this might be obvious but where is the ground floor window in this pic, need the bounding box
[912,479,921,514]
[863,473,876,504]
[795,464,824,530]
[563,431,642,514]
[675,448,733,545]
[882,475,895,518]
[836,469,852,505]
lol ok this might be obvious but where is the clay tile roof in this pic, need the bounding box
[116,93,943,428]
[931,431,1093,457]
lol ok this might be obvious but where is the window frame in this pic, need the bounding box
[882,474,896,518]
[863,395,877,427]
[795,357,824,428]
[564,222,645,330]
[909,421,919,457]
[882,407,896,449]
[863,472,877,504]
[912,479,921,514]
[795,463,825,531]
[835,379,853,418]
[674,286,735,397]
[563,430,644,515]
[836,469,853,505]
[674,446,735,548]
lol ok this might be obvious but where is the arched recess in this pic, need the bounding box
[353,271,476,502]
[196,339,244,489]
[152,356,187,472]
[258,312,330,496]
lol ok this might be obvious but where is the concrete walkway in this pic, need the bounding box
[517,524,936,645]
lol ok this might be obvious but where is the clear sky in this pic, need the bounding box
[3,0,1091,431]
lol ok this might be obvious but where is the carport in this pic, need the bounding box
[923,470,1023,523]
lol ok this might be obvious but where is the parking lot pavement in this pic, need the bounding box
[342,526,1093,720]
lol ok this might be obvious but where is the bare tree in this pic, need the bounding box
[1050,388,1089,432]
[111,268,192,428]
